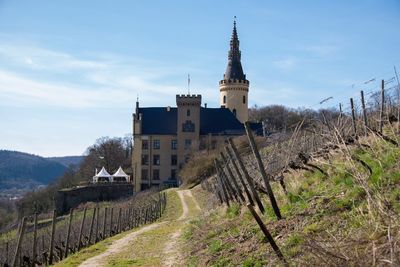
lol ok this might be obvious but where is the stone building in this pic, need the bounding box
[131,20,262,191]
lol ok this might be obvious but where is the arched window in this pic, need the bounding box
[243,95,246,104]
[187,109,190,116]
[233,109,237,117]
[223,95,226,104]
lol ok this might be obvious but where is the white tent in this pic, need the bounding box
[112,166,130,182]
[93,167,113,183]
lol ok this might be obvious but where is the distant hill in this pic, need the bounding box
[0,150,80,192]
[47,156,84,167]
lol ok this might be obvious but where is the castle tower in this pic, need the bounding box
[219,19,249,123]
[176,94,201,166]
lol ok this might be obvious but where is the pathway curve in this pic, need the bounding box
[78,189,201,267]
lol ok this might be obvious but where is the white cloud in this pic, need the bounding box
[0,43,213,108]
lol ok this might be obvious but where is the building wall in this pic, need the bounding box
[56,183,133,215]
[219,79,249,123]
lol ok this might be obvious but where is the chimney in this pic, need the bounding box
[204,103,207,108]
[167,106,171,112]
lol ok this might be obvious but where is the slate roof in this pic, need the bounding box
[138,107,262,136]
[139,107,177,135]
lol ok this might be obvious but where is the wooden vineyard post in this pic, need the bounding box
[88,208,96,244]
[247,204,288,266]
[244,122,282,219]
[228,138,265,213]
[361,90,368,136]
[216,159,240,202]
[31,213,38,267]
[103,207,108,239]
[95,205,99,242]
[117,208,122,233]
[350,98,357,135]
[214,159,232,206]
[77,208,87,250]
[12,217,26,267]
[380,79,385,133]
[64,208,74,258]
[220,152,246,202]
[109,208,114,236]
[48,210,57,265]
[225,146,254,206]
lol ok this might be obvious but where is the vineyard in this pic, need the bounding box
[197,79,400,265]
[0,190,166,266]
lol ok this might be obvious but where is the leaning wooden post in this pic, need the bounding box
[12,217,26,267]
[48,210,57,265]
[350,98,357,135]
[88,208,96,244]
[228,138,265,213]
[64,208,74,258]
[31,213,38,267]
[247,204,288,266]
[360,90,368,136]
[214,159,233,205]
[216,159,240,202]
[77,207,87,250]
[244,122,282,219]
[220,152,246,202]
[380,79,385,133]
[225,146,254,206]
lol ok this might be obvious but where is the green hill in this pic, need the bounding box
[0,150,70,191]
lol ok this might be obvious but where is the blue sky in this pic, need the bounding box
[0,1,399,156]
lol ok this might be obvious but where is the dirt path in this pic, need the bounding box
[163,190,201,266]
[78,189,201,267]
[79,222,166,267]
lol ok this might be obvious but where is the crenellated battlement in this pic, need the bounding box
[176,94,202,106]
[219,79,250,85]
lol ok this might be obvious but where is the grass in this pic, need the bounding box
[182,136,400,266]
[55,189,182,267]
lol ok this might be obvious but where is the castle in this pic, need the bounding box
[131,20,262,191]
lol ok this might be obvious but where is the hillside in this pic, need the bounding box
[0,150,69,192]
[181,134,400,266]
[47,155,84,168]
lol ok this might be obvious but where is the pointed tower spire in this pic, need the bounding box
[219,17,249,123]
[224,18,245,80]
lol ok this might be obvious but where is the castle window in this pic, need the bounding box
[187,109,190,116]
[141,154,149,165]
[243,95,246,104]
[171,140,177,150]
[184,139,192,150]
[153,139,160,149]
[153,155,160,165]
[182,120,195,132]
[223,95,226,104]
[171,169,177,180]
[171,155,177,166]
[233,109,237,117]
[141,169,148,180]
[142,140,148,150]
[153,169,160,180]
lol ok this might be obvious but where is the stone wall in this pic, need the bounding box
[55,183,133,215]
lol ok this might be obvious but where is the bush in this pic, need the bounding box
[179,150,216,187]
